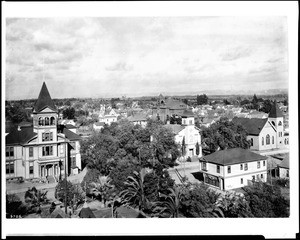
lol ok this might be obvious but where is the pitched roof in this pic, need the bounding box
[268,102,284,118]
[127,113,148,122]
[63,128,81,141]
[115,206,143,218]
[79,206,96,218]
[182,109,194,117]
[65,124,77,129]
[33,82,57,113]
[278,154,289,169]
[164,124,185,135]
[164,99,187,110]
[232,117,268,136]
[202,148,267,166]
[6,126,37,145]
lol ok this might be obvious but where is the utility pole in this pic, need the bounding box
[65,134,68,215]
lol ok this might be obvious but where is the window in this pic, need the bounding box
[42,132,53,141]
[45,117,50,126]
[257,161,261,169]
[227,166,231,174]
[29,162,34,174]
[189,120,193,125]
[6,147,14,158]
[250,138,253,146]
[39,117,44,126]
[262,137,264,146]
[261,174,263,179]
[29,147,33,157]
[272,136,274,144]
[240,164,243,170]
[202,162,207,171]
[252,175,255,181]
[263,160,265,167]
[6,162,14,175]
[241,178,243,184]
[217,165,220,173]
[278,121,282,126]
[71,157,76,168]
[42,146,53,156]
[286,170,289,178]
[244,163,248,171]
[266,134,270,145]
[50,116,55,125]
[272,121,275,126]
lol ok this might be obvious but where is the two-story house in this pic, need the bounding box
[199,148,267,190]
[165,109,202,159]
[99,108,118,126]
[5,82,82,181]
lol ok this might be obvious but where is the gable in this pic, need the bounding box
[40,107,57,113]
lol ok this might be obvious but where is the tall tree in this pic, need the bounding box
[201,117,251,154]
[197,94,208,105]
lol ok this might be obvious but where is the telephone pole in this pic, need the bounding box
[65,134,68,215]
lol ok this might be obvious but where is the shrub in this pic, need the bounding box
[6,194,28,218]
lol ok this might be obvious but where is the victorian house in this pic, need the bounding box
[5,82,82,182]
[165,109,202,160]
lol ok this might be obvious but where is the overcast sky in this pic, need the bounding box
[5,17,288,100]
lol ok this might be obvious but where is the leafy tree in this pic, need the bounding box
[24,187,49,214]
[179,183,221,217]
[6,194,28,218]
[6,103,29,124]
[201,117,251,154]
[81,168,101,193]
[214,192,254,218]
[261,99,273,114]
[55,179,85,207]
[223,99,231,105]
[170,114,182,125]
[63,107,75,119]
[242,182,289,217]
[197,94,208,105]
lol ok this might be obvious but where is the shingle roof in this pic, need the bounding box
[232,117,268,136]
[268,102,284,118]
[202,148,267,166]
[182,109,194,117]
[164,99,187,110]
[63,128,81,141]
[79,207,96,218]
[127,113,148,122]
[164,124,185,135]
[278,154,289,169]
[33,82,57,113]
[65,124,77,129]
[6,126,37,145]
[94,122,105,126]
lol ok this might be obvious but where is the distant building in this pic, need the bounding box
[152,96,188,123]
[127,113,148,128]
[99,108,118,126]
[232,103,286,151]
[198,148,267,190]
[278,154,289,179]
[165,109,202,159]
[5,82,82,181]
[93,122,105,131]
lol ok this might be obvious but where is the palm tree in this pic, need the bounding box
[119,168,148,211]
[154,186,183,218]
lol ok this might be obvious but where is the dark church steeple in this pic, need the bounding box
[33,82,57,113]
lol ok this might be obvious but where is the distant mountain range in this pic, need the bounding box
[108,88,289,98]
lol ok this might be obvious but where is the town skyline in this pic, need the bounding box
[5,17,288,100]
